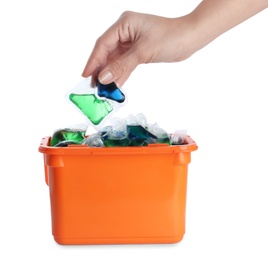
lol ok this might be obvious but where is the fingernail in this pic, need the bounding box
[99,71,113,84]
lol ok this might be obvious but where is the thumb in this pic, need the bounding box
[98,50,140,87]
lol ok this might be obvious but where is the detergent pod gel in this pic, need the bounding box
[66,77,127,130]
[50,123,88,147]
[96,80,126,103]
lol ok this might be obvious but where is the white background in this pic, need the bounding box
[1,0,268,259]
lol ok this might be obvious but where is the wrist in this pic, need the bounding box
[171,15,207,61]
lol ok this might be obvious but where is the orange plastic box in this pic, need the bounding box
[39,135,198,245]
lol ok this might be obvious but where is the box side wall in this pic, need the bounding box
[45,151,190,244]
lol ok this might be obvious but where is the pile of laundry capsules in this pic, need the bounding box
[50,77,187,147]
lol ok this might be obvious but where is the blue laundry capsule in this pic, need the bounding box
[97,80,125,103]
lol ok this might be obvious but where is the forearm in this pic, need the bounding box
[185,0,268,53]
[82,1,268,85]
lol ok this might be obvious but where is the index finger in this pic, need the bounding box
[81,22,121,77]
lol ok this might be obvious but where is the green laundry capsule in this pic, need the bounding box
[146,123,171,144]
[69,93,113,125]
[50,129,86,147]
[103,138,131,147]
[155,133,170,144]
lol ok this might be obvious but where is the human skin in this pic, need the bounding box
[82,0,268,87]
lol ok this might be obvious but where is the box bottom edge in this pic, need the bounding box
[54,235,184,245]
